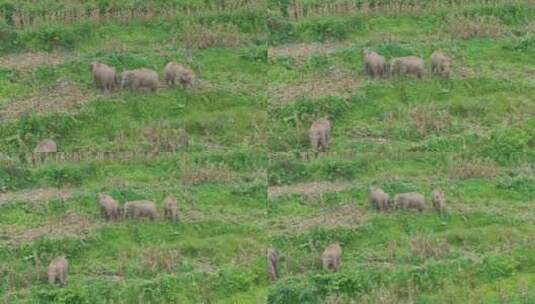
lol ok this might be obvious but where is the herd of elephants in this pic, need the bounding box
[45,49,453,286]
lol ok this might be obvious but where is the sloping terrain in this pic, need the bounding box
[1,0,534,303]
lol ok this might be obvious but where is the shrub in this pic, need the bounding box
[267,16,290,45]
[375,42,416,58]
[31,164,98,187]
[268,158,306,185]
[0,162,32,191]
[480,127,531,164]
[298,17,354,42]
[463,4,535,26]
[182,22,246,49]
[477,254,517,282]
[99,52,152,71]
[0,20,18,53]
[407,103,451,137]
[504,34,535,52]
[35,284,90,304]
[448,16,504,40]
[496,174,535,196]
[268,277,320,304]
[195,9,265,33]
[274,96,349,128]
[318,159,368,181]
[240,44,267,62]
[17,23,92,52]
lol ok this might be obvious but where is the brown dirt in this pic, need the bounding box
[1,211,99,245]
[0,51,65,72]
[0,78,92,119]
[268,181,353,200]
[268,204,366,235]
[0,187,74,206]
[269,68,361,105]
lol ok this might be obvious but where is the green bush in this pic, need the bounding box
[195,9,265,33]
[375,42,417,58]
[323,159,368,181]
[463,4,535,26]
[268,277,320,304]
[17,23,92,52]
[481,127,531,164]
[35,284,90,304]
[268,15,296,45]
[478,254,517,282]
[99,52,153,71]
[504,35,535,52]
[240,44,267,62]
[31,164,98,187]
[0,163,32,191]
[0,20,18,53]
[267,0,290,17]
[298,17,355,42]
[0,2,15,23]
[268,158,307,185]
[274,96,350,128]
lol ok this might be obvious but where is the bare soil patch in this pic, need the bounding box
[0,78,91,119]
[0,187,74,206]
[0,51,64,72]
[268,204,366,235]
[269,68,361,105]
[268,181,353,200]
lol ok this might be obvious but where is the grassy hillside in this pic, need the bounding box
[265,0,534,302]
[268,0,535,156]
[267,151,534,303]
[1,0,534,303]
[1,152,268,303]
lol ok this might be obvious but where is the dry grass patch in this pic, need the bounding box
[408,103,451,136]
[0,187,74,206]
[0,78,91,119]
[182,208,263,224]
[269,68,361,105]
[268,204,366,235]
[268,181,352,200]
[180,163,235,185]
[456,65,480,79]
[447,156,500,179]
[268,42,350,61]
[142,123,189,153]
[453,201,535,224]
[448,16,505,40]
[0,51,64,72]
[1,211,98,245]
[182,23,248,49]
[141,247,182,274]
[410,234,450,259]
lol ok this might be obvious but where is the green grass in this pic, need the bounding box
[1,0,534,303]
